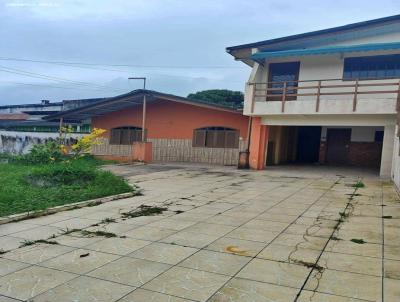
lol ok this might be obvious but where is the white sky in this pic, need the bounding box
[0,0,399,104]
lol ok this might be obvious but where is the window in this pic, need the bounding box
[193,127,239,148]
[268,62,300,101]
[110,126,144,145]
[374,130,384,143]
[343,54,400,80]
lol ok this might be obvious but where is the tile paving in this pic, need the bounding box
[0,164,399,301]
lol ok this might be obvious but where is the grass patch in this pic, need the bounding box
[121,205,168,219]
[351,238,366,244]
[0,157,134,217]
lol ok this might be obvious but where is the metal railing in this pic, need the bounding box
[248,78,400,113]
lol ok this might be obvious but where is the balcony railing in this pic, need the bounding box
[248,78,400,113]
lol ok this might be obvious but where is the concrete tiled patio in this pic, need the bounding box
[0,164,399,301]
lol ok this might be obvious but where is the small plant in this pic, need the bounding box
[101,218,116,224]
[17,141,64,164]
[351,238,366,244]
[352,181,365,188]
[70,128,106,159]
[121,205,168,219]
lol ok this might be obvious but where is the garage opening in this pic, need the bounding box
[265,126,383,171]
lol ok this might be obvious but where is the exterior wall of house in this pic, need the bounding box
[91,100,249,165]
[391,126,400,189]
[319,126,384,168]
[245,31,400,116]
[92,100,248,140]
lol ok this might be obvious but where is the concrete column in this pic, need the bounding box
[249,117,269,170]
[380,125,396,178]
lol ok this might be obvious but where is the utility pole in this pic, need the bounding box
[128,77,147,142]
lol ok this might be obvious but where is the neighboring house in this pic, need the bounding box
[227,14,400,182]
[0,98,103,154]
[46,89,249,165]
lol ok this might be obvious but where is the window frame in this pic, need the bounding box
[343,54,400,81]
[192,127,239,149]
[109,126,144,145]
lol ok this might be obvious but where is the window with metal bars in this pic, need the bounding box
[343,54,400,80]
[192,127,239,148]
[109,126,144,145]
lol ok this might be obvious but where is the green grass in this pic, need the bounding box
[0,157,134,217]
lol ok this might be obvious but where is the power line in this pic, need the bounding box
[0,65,126,92]
[0,81,125,92]
[0,57,243,69]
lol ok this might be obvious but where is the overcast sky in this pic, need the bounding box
[0,0,399,105]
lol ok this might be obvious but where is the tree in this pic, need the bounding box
[187,89,244,109]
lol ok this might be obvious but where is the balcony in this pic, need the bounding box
[247,78,400,116]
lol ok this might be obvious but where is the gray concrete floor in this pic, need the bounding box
[0,164,398,301]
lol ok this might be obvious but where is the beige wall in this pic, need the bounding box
[392,126,400,189]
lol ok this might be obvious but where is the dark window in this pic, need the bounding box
[374,130,384,142]
[110,126,144,145]
[193,127,239,148]
[343,54,400,80]
[268,62,300,101]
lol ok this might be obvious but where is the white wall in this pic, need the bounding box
[392,126,400,189]
[0,131,84,154]
[244,31,400,116]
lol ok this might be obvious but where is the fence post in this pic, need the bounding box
[316,80,321,112]
[281,82,287,113]
[353,80,359,112]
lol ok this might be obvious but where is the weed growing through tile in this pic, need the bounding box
[80,230,117,238]
[383,215,393,219]
[352,181,365,188]
[100,218,116,224]
[19,239,59,247]
[121,205,168,219]
[351,238,366,244]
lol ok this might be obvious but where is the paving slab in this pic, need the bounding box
[0,164,396,301]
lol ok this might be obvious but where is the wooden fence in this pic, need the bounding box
[149,138,247,165]
[92,139,133,157]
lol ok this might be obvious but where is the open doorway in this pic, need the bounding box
[296,126,322,163]
[266,126,321,165]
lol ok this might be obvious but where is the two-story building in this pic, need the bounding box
[227,14,400,182]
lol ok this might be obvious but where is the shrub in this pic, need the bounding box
[17,141,64,164]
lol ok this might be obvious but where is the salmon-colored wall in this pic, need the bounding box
[92,99,249,139]
[249,117,269,170]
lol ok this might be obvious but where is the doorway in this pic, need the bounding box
[296,126,322,163]
[326,129,351,165]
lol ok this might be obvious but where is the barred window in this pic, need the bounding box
[343,54,400,80]
[193,127,239,148]
[109,126,144,145]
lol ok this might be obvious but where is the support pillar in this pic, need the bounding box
[249,117,269,170]
[380,124,396,178]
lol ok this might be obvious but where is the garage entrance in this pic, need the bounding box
[266,126,321,165]
[265,125,383,171]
